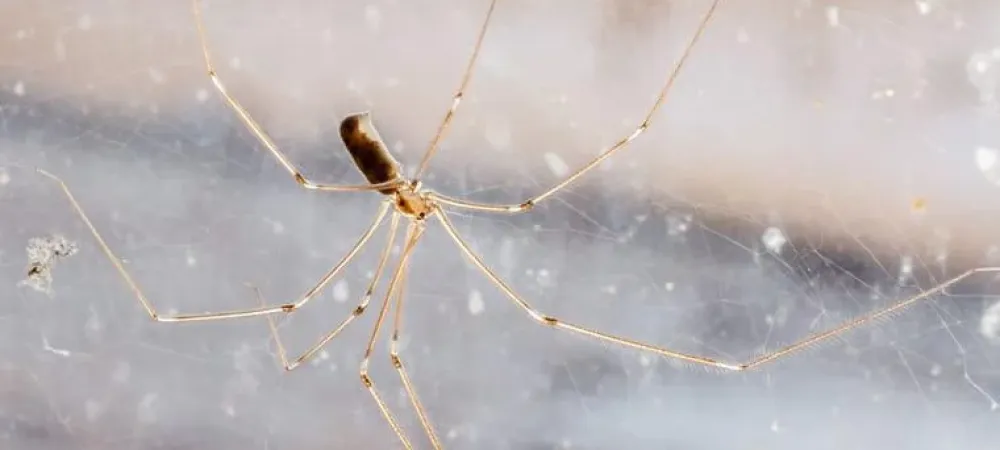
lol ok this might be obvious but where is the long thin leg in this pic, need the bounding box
[39,168,389,322]
[429,0,721,214]
[412,0,499,180]
[388,241,443,450]
[360,219,425,450]
[436,207,1000,371]
[191,0,403,193]
[256,213,401,371]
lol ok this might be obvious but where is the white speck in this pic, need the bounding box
[112,361,131,383]
[447,429,459,440]
[544,152,570,178]
[319,350,329,361]
[148,68,166,84]
[332,279,349,303]
[365,5,382,31]
[195,89,210,103]
[15,29,27,40]
[270,220,285,234]
[41,336,72,357]
[975,59,990,74]
[0,168,10,186]
[825,6,840,27]
[770,419,781,432]
[85,400,104,422]
[761,227,787,254]
[78,14,93,31]
[329,362,338,372]
[12,80,25,96]
[899,256,913,275]
[137,393,159,424]
[185,252,197,267]
[638,354,652,367]
[468,289,485,315]
[664,282,674,292]
[930,363,943,377]
[222,403,236,417]
[976,146,1000,185]
[736,27,749,44]
[967,51,999,102]
[980,300,1000,344]
[484,123,511,151]
[229,57,241,70]
[536,268,553,287]
[666,213,692,236]
[871,88,895,100]
[915,1,932,15]
[393,140,405,153]
[601,284,617,295]
[897,255,914,286]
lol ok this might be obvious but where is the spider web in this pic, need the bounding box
[2,1,1000,449]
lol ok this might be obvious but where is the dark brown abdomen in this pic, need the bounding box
[339,112,401,195]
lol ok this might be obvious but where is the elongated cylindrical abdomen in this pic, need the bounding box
[339,112,402,194]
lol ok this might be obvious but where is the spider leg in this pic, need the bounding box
[191,0,403,193]
[428,0,721,214]
[252,212,401,371]
[739,266,1000,370]
[388,235,443,449]
[412,0,499,180]
[436,207,1000,371]
[360,218,425,450]
[39,168,389,322]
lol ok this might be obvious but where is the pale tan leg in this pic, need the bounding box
[412,0,499,179]
[359,220,425,450]
[253,213,401,371]
[39,168,390,322]
[190,0,403,193]
[388,243,442,450]
[436,207,1000,371]
[428,0,722,214]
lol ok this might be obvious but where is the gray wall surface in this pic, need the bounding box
[1,1,1000,449]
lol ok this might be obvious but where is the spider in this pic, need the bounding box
[38,0,1000,448]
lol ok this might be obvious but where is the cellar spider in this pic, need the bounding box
[36,0,1000,448]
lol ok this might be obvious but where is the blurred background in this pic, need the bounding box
[2,0,1000,448]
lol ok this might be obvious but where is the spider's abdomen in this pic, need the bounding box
[339,112,402,195]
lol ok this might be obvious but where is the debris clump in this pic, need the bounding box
[18,234,79,295]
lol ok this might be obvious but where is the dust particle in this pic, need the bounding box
[18,234,80,296]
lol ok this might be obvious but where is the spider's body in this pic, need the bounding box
[340,112,435,220]
[339,112,403,194]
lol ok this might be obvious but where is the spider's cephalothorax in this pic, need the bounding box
[339,112,436,220]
